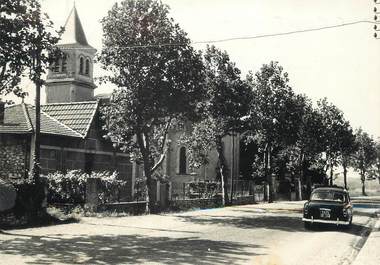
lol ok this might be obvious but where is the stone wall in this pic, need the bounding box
[169,197,223,211]
[0,135,28,179]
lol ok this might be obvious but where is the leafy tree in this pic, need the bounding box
[351,128,377,195]
[316,98,348,186]
[246,61,301,202]
[338,122,356,189]
[0,0,29,96]
[289,95,327,196]
[99,0,205,212]
[180,45,252,206]
[1,0,60,217]
[375,140,380,184]
[24,1,60,186]
[0,0,58,98]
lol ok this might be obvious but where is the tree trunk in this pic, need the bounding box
[136,133,155,213]
[343,162,348,190]
[144,161,155,213]
[216,136,229,206]
[361,170,366,196]
[219,166,225,207]
[30,46,43,221]
[264,143,274,203]
[329,160,334,186]
[299,152,306,200]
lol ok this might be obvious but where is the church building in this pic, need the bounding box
[0,6,240,203]
[0,6,133,200]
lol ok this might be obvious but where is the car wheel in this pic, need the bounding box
[304,222,312,230]
[342,216,352,230]
[346,216,353,228]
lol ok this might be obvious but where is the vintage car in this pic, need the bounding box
[302,186,353,229]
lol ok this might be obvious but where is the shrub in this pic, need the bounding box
[0,179,17,212]
[43,170,89,204]
[134,177,147,201]
[10,177,46,218]
[91,171,126,204]
[43,170,126,204]
[186,181,221,199]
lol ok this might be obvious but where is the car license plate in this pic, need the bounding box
[320,209,331,218]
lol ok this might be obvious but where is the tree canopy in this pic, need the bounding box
[180,45,252,205]
[99,0,205,211]
[245,61,304,201]
[351,128,377,195]
[0,0,59,98]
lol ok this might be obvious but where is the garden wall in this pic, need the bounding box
[169,197,223,211]
[0,135,28,179]
[98,201,147,214]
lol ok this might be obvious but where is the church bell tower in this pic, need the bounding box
[45,5,96,103]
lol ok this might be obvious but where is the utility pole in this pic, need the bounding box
[374,0,380,38]
[32,8,43,184]
[230,132,235,204]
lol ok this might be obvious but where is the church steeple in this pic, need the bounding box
[59,5,90,47]
[45,5,96,104]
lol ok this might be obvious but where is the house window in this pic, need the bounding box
[179,146,187,174]
[79,57,84,74]
[61,55,67,72]
[85,59,90,75]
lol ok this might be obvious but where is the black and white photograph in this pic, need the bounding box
[0,0,379,264]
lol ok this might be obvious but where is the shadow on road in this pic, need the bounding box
[177,214,303,232]
[176,208,368,237]
[0,230,263,264]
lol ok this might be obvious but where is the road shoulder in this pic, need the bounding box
[351,215,380,265]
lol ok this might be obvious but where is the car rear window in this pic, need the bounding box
[310,191,346,202]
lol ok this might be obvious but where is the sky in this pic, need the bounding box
[8,0,380,139]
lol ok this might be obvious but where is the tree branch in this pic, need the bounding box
[150,118,172,173]
[0,63,6,81]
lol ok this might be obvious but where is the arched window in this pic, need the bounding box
[85,59,90,75]
[179,146,187,174]
[61,55,67,72]
[52,58,60,72]
[79,57,84,74]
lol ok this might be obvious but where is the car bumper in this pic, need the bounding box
[302,217,350,225]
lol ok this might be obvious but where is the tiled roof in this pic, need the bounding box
[0,104,32,134]
[0,103,88,138]
[26,105,83,138]
[42,101,98,137]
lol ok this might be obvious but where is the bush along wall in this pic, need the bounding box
[42,170,126,205]
[185,180,222,199]
[1,177,47,228]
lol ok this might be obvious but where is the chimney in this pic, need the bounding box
[0,100,5,125]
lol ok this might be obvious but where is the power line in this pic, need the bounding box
[193,20,378,44]
[65,20,379,50]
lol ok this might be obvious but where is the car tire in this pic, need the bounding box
[304,222,312,230]
[346,216,353,228]
[342,216,352,230]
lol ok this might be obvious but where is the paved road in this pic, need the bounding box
[0,202,378,265]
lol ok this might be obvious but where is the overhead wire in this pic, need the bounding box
[193,20,378,44]
[60,19,380,51]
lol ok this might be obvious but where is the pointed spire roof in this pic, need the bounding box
[59,5,90,47]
